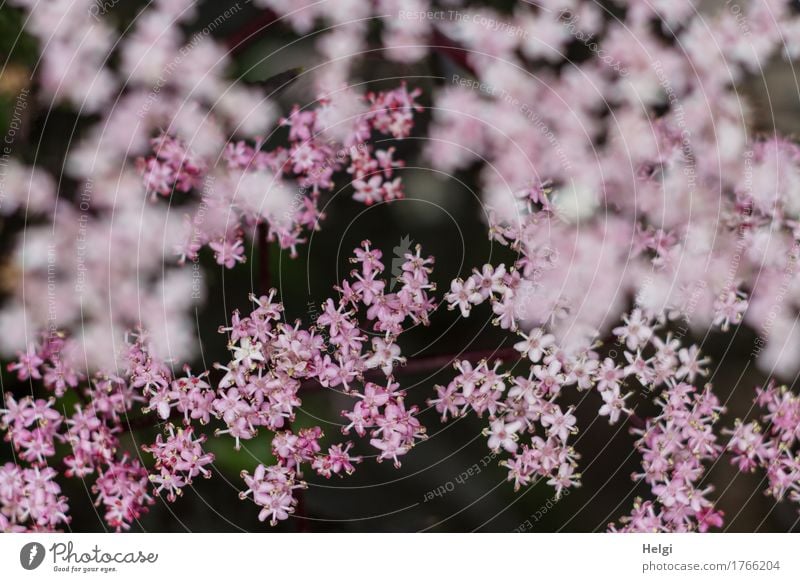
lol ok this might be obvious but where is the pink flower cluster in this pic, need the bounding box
[2,2,426,370]
[6,334,82,397]
[144,425,215,502]
[7,0,800,533]
[213,241,435,522]
[611,383,725,532]
[142,84,422,267]
[0,465,69,532]
[138,134,207,197]
[125,339,212,425]
[1,335,155,531]
[1,394,62,466]
[240,463,305,526]
[0,237,435,530]
[92,457,154,532]
[1,0,266,369]
[241,428,360,525]
[279,85,421,200]
[727,382,800,508]
[430,357,581,496]
[248,0,800,379]
[440,278,735,527]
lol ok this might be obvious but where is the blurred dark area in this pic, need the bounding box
[1,0,799,533]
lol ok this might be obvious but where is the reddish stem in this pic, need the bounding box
[431,28,477,76]
[225,8,278,54]
[224,8,477,76]
[398,346,521,375]
[257,223,271,292]
[627,411,647,430]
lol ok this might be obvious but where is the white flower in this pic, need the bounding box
[676,346,710,382]
[485,419,523,453]
[514,327,555,363]
[541,406,577,442]
[364,337,404,376]
[231,337,265,369]
[445,277,483,317]
[613,309,653,350]
[598,387,630,425]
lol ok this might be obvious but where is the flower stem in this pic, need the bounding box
[257,223,271,292]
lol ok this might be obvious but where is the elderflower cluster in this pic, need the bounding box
[5,0,800,533]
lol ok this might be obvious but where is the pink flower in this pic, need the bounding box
[352,175,384,205]
[612,309,653,350]
[514,328,555,363]
[445,277,483,317]
[7,344,44,381]
[540,406,577,443]
[485,419,523,453]
[364,336,405,376]
[677,346,710,382]
[210,237,246,269]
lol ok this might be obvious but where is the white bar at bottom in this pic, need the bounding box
[0,533,797,581]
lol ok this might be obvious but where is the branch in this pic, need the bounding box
[224,9,477,76]
[397,346,521,375]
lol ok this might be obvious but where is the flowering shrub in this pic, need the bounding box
[3,0,800,532]
[1,241,435,530]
